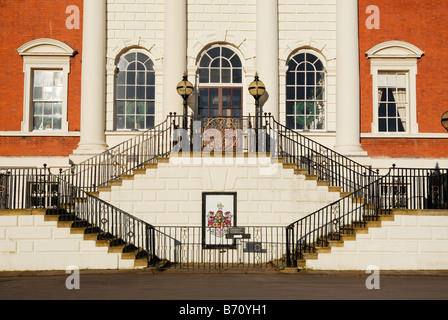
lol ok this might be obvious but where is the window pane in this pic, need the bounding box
[34,71,43,86]
[286,116,295,129]
[136,72,145,85]
[33,117,43,130]
[53,87,62,101]
[297,72,305,86]
[200,54,211,67]
[117,71,126,84]
[54,103,62,116]
[126,102,135,114]
[230,55,241,68]
[34,103,43,115]
[232,90,242,107]
[146,86,155,99]
[33,87,43,100]
[117,116,125,129]
[136,86,145,100]
[126,86,135,99]
[54,72,63,86]
[116,101,125,114]
[147,72,155,86]
[43,87,53,100]
[43,117,52,130]
[44,103,53,115]
[286,86,295,100]
[146,101,155,114]
[146,116,155,129]
[210,69,220,83]
[53,117,62,130]
[232,69,242,83]
[199,69,209,83]
[221,69,231,83]
[127,72,135,85]
[126,116,135,130]
[379,118,387,132]
[43,71,53,86]
[136,102,146,114]
[137,53,148,64]
[116,86,125,99]
[136,116,145,129]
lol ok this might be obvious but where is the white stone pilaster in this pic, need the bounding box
[72,0,107,161]
[256,0,279,118]
[163,0,187,118]
[335,0,367,157]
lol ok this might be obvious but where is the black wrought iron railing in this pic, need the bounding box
[61,113,183,193]
[285,165,448,267]
[0,166,54,210]
[152,226,288,270]
[264,115,377,193]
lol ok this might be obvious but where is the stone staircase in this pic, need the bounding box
[296,208,394,268]
[44,208,148,267]
[91,152,348,228]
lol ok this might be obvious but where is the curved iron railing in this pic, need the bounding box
[50,170,157,265]
[264,115,377,193]
[286,169,392,267]
[61,113,182,192]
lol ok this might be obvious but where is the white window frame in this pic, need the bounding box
[367,41,424,135]
[17,39,75,134]
[285,49,328,132]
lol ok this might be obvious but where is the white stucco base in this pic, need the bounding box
[306,211,448,270]
[0,211,135,271]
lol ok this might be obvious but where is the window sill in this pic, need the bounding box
[0,131,80,137]
[361,132,448,139]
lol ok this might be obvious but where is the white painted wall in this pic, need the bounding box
[306,212,448,270]
[0,211,135,271]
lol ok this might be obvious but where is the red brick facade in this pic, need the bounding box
[1,1,446,159]
[359,0,448,157]
[0,0,82,156]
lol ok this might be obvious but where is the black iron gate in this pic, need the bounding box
[152,226,288,270]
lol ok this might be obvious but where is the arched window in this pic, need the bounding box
[198,46,243,117]
[115,50,155,130]
[286,52,326,130]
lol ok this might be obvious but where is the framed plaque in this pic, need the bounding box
[202,192,237,249]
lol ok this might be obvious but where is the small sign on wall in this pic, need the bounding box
[202,192,237,249]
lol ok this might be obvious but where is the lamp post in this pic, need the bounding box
[176,73,194,129]
[442,111,448,132]
[249,73,266,152]
[248,73,266,132]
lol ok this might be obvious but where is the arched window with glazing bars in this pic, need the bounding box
[198,46,243,117]
[115,50,155,130]
[286,52,326,130]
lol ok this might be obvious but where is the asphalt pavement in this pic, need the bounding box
[0,269,446,318]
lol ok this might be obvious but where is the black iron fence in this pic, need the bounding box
[285,165,448,267]
[0,166,54,209]
[152,226,287,270]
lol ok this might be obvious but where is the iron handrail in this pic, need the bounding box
[286,169,392,267]
[264,115,377,193]
[61,113,183,192]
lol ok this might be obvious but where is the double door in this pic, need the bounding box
[198,87,243,151]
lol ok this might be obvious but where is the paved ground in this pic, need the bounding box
[0,269,446,317]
